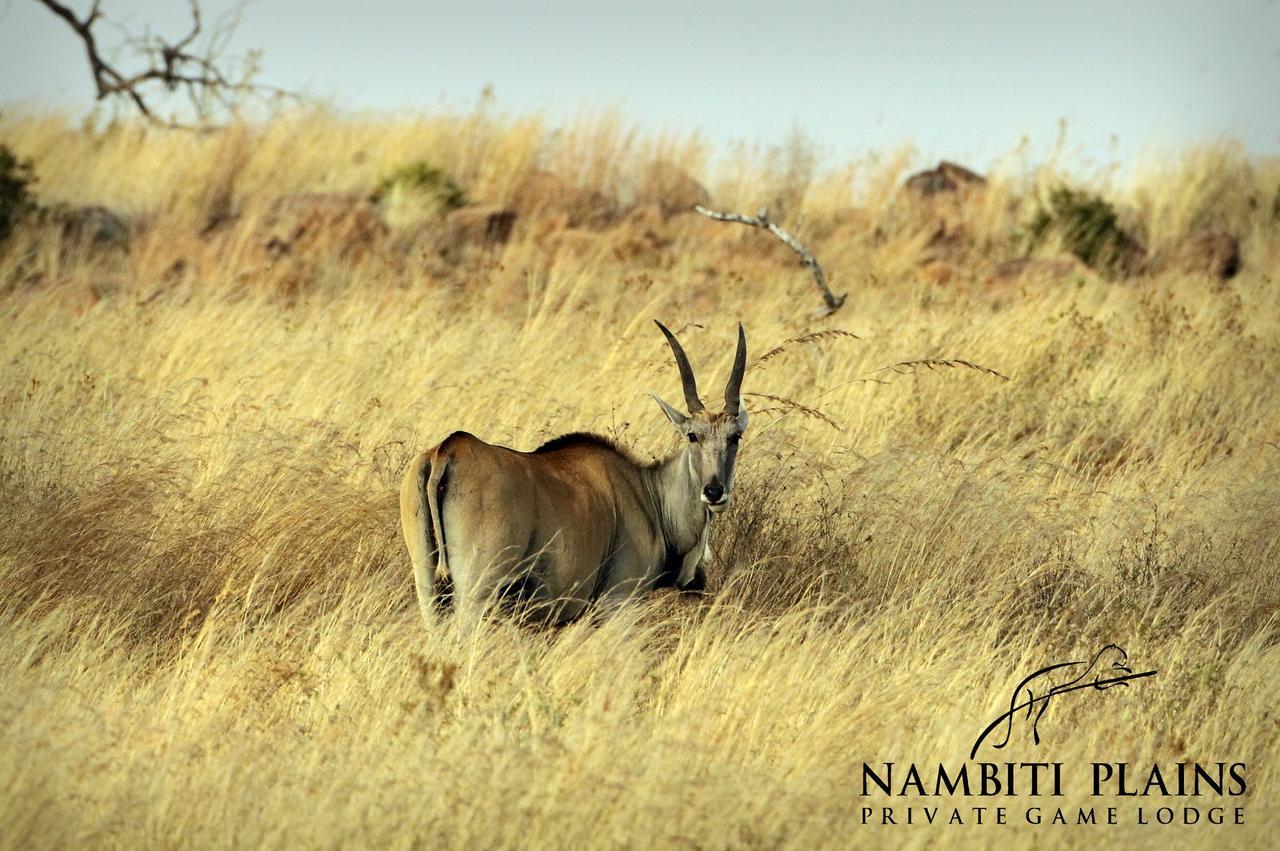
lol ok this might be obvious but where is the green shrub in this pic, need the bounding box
[376,161,467,211]
[0,143,38,242]
[1022,186,1144,273]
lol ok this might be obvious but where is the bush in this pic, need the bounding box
[0,143,37,242]
[1022,185,1144,273]
[376,161,468,212]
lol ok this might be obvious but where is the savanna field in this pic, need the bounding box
[1,109,1278,849]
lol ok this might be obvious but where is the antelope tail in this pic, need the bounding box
[399,449,453,620]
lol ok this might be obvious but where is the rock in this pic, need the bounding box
[443,205,517,252]
[542,228,602,265]
[60,205,130,248]
[1108,231,1149,278]
[920,218,974,262]
[635,160,711,218]
[60,278,104,315]
[605,205,675,264]
[511,169,615,228]
[985,255,1092,288]
[1155,230,1241,280]
[261,193,387,258]
[918,260,959,285]
[622,204,667,231]
[894,163,987,267]
[903,161,987,197]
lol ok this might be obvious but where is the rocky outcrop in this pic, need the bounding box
[443,205,517,252]
[634,161,711,218]
[511,169,615,229]
[903,161,987,197]
[1151,230,1241,280]
[260,193,387,258]
[985,255,1092,288]
[60,205,130,248]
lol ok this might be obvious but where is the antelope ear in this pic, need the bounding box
[736,405,750,432]
[651,393,688,428]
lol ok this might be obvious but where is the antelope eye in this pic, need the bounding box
[687,432,699,443]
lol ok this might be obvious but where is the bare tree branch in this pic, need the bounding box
[694,204,846,316]
[35,0,299,130]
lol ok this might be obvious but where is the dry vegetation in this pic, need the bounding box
[1,107,1278,849]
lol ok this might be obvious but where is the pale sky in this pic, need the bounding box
[2,0,1278,173]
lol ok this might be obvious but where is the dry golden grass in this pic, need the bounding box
[1,109,1278,849]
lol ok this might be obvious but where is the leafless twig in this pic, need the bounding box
[36,0,298,130]
[695,204,846,316]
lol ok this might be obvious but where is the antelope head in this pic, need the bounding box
[652,320,749,515]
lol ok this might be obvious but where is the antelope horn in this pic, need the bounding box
[654,320,704,412]
[724,322,747,414]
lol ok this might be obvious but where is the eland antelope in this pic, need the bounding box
[398,321,749,625]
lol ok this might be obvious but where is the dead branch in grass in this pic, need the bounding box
[695,204,846,316]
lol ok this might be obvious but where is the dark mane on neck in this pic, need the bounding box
[533,431,622,454]
[532,431,658,467]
